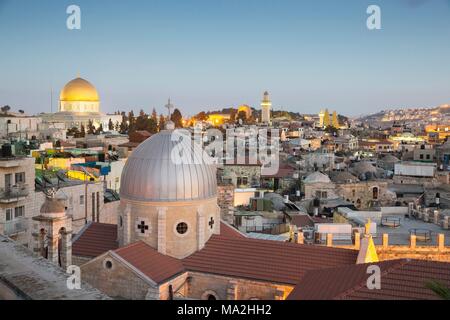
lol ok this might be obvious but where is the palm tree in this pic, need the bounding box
[426,280,450,300]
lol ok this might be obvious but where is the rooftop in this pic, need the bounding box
[0,235,110,300]
[72,222,119,258]
[288,259,450,300]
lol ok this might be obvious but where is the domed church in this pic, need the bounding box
[41,76,121,130]
[72,123,361,300]
[118,122,220,258]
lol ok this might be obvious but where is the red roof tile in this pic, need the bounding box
[182,235,358,285]
[287,259,450,300]
[219,222,247,239]
[114,241,184,284]
[291,215,314,229]
[72,222,118,258]
[71,221,358,286]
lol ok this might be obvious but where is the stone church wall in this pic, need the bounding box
[80,252,151,299]
[186,272,293,300]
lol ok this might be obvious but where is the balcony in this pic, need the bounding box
[0,184,29,203]
[2,218,27,236]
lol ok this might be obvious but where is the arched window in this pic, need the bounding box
[373,187,379,200]
[201,290,219,300]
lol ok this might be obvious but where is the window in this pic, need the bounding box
[373,187,379,200]
[426,154,430,160]
[176,222,188,235]
[15,172,25,184]
[80,195,84,206]
[104,259,113,270]
[14,206,24,218]
[5,208,13,221]
[420,154,424,160]
[236,177,248,186]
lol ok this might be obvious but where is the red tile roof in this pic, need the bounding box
[114,241,184,284]
[72,222,118,258]
[291,215,314,229]
[287,259,450,300]
[182,235,358,285]
[219,222,247,239]
[72,221,358,286]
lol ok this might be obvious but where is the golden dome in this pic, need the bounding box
[60,77,99,102]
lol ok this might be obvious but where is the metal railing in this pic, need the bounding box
[2,218,26,236]
[0,184,29,202]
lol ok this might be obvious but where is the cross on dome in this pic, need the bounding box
[165,98,174,117]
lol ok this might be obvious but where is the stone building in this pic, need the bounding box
[30,190,72,270]
[0,154,35,243]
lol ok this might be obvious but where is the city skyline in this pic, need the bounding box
[1,0,450,116]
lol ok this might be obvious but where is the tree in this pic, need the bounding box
[325,125,338,136]
[426,281,450,300]
[151,108,158,122]
[128,111,136,133]
[18,110,25,114]
[332,111,339,128]
[80,124,86,138]
[96,123,104,134]
[159,114,166,131]
[170,108,183,128]
[229,109,237,123]
[146,118,158,134]
[87,120,95,134]
[136,110,148,131]
[237,110,247,124]
[195,111,208,121]
[1,105,11,114]
[323,109,330,127]
[108,118,114,131]
[67,127,81,137]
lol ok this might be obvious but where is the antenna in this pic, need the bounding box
[50,88,53,113]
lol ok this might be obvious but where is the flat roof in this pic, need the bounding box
[0,235,110,300]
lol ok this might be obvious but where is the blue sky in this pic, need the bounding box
[1,0,450,117]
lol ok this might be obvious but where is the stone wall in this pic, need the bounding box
[217,184,234,225]
[186,272,293,300]
[81,252,152,299]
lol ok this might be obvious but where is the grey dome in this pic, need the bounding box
[303,171,331,184]
[120,129,217,202]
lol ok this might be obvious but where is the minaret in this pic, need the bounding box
[31,189,72,269]
[261,91,272,125]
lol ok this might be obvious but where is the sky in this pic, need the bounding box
[1,0,450,117]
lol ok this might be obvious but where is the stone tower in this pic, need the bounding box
[261,91,272,124]
[31,190,72,269]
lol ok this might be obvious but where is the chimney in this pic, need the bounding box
[326,233,333,247]
[297,232,304,245]
[410,234,416,249]
[382,234,389,249]
[438,234,445,252]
